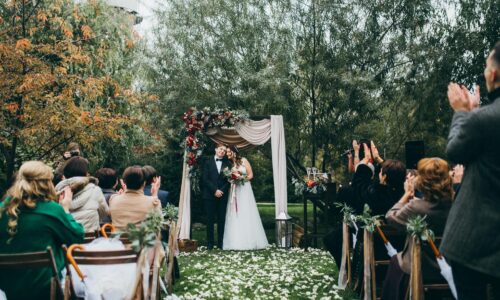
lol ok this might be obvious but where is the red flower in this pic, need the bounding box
[306,180,316,188]
[186,136,194,147]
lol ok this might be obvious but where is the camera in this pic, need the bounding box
[70,150,79,157]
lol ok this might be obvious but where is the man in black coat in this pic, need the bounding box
[441,41,500,299]
[201,144,231,249]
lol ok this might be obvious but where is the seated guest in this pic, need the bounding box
[55,157,109,232]
[381,157,453,300]
[350,142,408,293]
[0,161,84,300]
[324,141,406,278]
[142,165,169,207]
[109,166,162,231]
[351,143,406,215]
[95,168,118,223]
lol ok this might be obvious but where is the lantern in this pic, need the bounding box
[276,212,293,249]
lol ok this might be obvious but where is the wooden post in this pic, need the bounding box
[410,236,423,300]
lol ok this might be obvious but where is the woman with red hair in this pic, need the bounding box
[381,158,454,300]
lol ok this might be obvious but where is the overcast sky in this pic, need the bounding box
[134,0,159,38]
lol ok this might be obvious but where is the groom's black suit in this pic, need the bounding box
[201,156,231,249]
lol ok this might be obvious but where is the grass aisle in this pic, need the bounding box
[170,246,357,300]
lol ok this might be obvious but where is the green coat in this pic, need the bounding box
[0,200,84,300]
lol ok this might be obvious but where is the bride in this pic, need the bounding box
[223,146,269,250]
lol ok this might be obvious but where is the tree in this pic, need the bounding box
[0,0,157,183]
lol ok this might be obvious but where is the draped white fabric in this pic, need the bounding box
[178,152,191,239]
[236,119,272,145]
[177,115,288,240]
[270,116,288,218]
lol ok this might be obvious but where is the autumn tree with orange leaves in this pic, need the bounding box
[0,0,159,182]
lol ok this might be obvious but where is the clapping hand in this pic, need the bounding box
[447,83,481,112]
[404,173,415,199]
[451,164,464,184]
[118,179,127,194]
[59,186,73,213]
[151,176,161,198]
[371,141,383,163]
[352,140,360,153]
[362,143,372,163]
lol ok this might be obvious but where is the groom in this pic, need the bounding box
[201,144,231,249]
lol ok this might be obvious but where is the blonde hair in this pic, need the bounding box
[416,158,454,203]
[1,161,57,242]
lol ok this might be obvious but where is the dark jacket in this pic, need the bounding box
[386,198,451,280]
[201,156,230,200]
[440,87,500,277]
[350,163,404,216]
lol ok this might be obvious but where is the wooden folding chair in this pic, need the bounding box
[408,236,453,300]
[64,244,139,300]
[0,246,64,300]
[373,224,407,299]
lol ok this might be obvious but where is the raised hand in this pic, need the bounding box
[60,186,73,213]
[404,174,415,197]
[448,83,469,112]
[451,164,464,184]
[352,140,360,153]
[363,142,372,162]
[448,82,479,112]
[371,140,383,163]
[118,179,127,194]
[151,176,161,197]
[464,84,480,111]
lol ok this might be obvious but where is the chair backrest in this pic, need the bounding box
[0,247,63,300]
[408,236,452,300]
[83,231,98,243]
[71,248,138,265]
[373,224,407,298]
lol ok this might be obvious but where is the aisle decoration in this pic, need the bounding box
[173,246,357,299]
[407,216,457,299]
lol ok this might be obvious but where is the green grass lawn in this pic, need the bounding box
[192,202,329,247]
[170,246,358,300]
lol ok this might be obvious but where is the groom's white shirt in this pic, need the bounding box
[214,155,223,173]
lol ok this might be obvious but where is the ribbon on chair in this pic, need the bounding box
[363,229,376,300]
[338,222,351,289]
[409,236,423,300]
[230,183,238,213]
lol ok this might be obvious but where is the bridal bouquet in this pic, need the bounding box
[223,167,247,186]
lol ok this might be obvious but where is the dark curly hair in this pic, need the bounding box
[416,158,454,203]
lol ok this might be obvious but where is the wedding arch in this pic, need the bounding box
[177,108,288,239]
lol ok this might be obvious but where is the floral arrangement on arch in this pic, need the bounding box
[182,107,249,167]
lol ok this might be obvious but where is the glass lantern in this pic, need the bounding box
[276,212,292,249]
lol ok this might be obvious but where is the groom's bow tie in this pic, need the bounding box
[216,158,223,162]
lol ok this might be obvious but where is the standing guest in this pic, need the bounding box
[53,142,82,181]
[55,157,109,232]
[0,161,84,300]
[95,168,118,223]
[382,158,453,300]
[109,166,162,231]
[143,165,169,207]
[440,41,500,299]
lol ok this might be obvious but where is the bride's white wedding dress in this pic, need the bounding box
[223,162,269,250]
